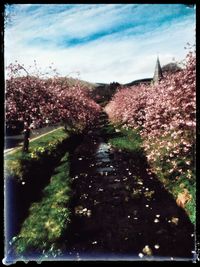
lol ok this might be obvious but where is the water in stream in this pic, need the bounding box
[61,113,195,261]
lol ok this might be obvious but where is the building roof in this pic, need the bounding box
[153,57,163,84]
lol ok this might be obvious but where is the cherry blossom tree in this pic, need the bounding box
[105,50,196,182]
[5,63,101,151]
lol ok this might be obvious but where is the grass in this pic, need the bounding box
[108,127,143,155]
[103,123,116,135]
[13,152,71,257]
[4,128,69,179]
[5,127,67,161]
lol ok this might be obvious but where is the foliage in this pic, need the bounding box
[105,51,196,223]
[12,153,71,257]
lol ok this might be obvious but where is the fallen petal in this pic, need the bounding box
[142,245,152,256]
[171,217,179,225]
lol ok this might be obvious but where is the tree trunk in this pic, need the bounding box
[23,123,30,153]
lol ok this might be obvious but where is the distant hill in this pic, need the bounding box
[58,76,97,90]
[95,83,109,86]
[124,78,152,87]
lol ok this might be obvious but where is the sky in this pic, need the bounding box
[4,4,196,84]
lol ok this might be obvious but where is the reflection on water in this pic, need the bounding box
[95,143,111,160]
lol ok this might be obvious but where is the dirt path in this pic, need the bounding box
[62,112,195,260]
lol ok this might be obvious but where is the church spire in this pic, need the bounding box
[153,56,163,84]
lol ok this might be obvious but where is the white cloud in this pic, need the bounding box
[5,4,195,84]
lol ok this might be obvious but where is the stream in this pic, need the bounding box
[61,112,195,261]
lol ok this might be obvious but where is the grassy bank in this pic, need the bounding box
[144,133,196,224]
[13,152,71,257]
[108,127,143,156]
[5,127,84,258]
[5,127,71,258]
[108,125,195,224]
[5,127,68,180]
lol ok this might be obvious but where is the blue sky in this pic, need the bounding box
[5,4,195,83]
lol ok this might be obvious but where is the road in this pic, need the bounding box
[4,124,62,153]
